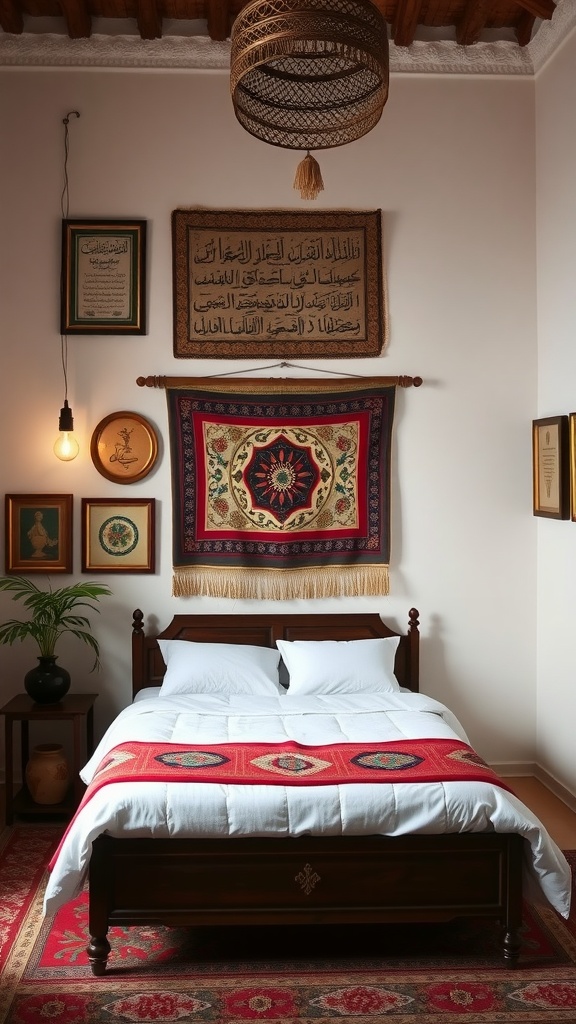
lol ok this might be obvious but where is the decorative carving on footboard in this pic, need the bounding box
[295,863,322,895]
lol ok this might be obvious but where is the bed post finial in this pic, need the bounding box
[406,608,420,693]
[132,610,146,698]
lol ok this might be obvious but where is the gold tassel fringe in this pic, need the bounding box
[173,564,389,600]
[293,151,324,200]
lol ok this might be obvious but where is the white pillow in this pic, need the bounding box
[157,640,282,696]
[276,636,401,695]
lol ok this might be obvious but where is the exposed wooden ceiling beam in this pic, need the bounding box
[0,0,556,48]
[392,0,423,46]
[0,0,23,34]
[513,0,555,19]
[515,8,537,43]
[456,0,487,45]
[58,0,91,38]
[206,0,230,40]
[136,0,162,39]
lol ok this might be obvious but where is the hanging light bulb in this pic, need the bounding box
[54,399,79,461]
[54,110,81,463]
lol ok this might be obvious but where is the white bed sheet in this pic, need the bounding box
[44,690,572,918]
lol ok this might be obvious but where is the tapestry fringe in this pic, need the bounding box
[172,565,390,600]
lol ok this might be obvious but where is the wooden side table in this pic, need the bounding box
[1,692,98,824]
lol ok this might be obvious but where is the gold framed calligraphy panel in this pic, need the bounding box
[172,209,386,358]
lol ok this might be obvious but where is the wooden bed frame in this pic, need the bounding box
[87,608,523,975]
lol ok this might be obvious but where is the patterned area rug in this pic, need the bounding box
[1,825,575,1023]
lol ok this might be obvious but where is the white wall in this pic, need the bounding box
[0,68,544,776]
[535,29,576,796]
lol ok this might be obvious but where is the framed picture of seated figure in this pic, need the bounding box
[5,494,73,574]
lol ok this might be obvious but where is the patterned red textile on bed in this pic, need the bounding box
[49,738,513,871]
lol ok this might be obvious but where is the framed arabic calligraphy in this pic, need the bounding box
[61,219,147,334]
[172,209,385,358]
[90,412,159,484]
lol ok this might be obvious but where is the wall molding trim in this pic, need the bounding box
[533,764,576,814]
[491,761,576,813]
[0,0,574,75]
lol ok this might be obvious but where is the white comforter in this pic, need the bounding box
[44,690,572,918]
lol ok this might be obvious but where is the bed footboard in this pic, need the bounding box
[87,832,524,975]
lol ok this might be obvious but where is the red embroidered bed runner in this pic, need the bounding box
[49,738,514,871]
[80,737,517,798]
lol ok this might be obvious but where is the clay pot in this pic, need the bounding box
[25,743,70,805]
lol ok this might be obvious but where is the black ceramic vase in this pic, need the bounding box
[24,656,71,704]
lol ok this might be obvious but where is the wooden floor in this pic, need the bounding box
[508,777,576,849]
[1,777,576,848]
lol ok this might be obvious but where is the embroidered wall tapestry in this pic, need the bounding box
[165,377,397,600]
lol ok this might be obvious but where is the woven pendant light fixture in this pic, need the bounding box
[230,0,389,199]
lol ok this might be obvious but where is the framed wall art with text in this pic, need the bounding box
[61,219,147,335]
[532,415,569,519]
[568,412,576,522]
[172,208,386,359]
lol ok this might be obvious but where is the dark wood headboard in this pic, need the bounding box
[131,609,420,697]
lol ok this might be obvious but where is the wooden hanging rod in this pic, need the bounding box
[136,375,423,389]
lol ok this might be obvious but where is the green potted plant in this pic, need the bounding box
[0,575,112,704]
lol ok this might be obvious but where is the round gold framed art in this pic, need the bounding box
[90,411,159,484]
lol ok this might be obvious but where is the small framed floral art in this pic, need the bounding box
[81,499,155,574]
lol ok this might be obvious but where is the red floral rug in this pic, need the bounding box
[1,825,575,1023]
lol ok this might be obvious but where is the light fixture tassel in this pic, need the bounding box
[294,151,324,200]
